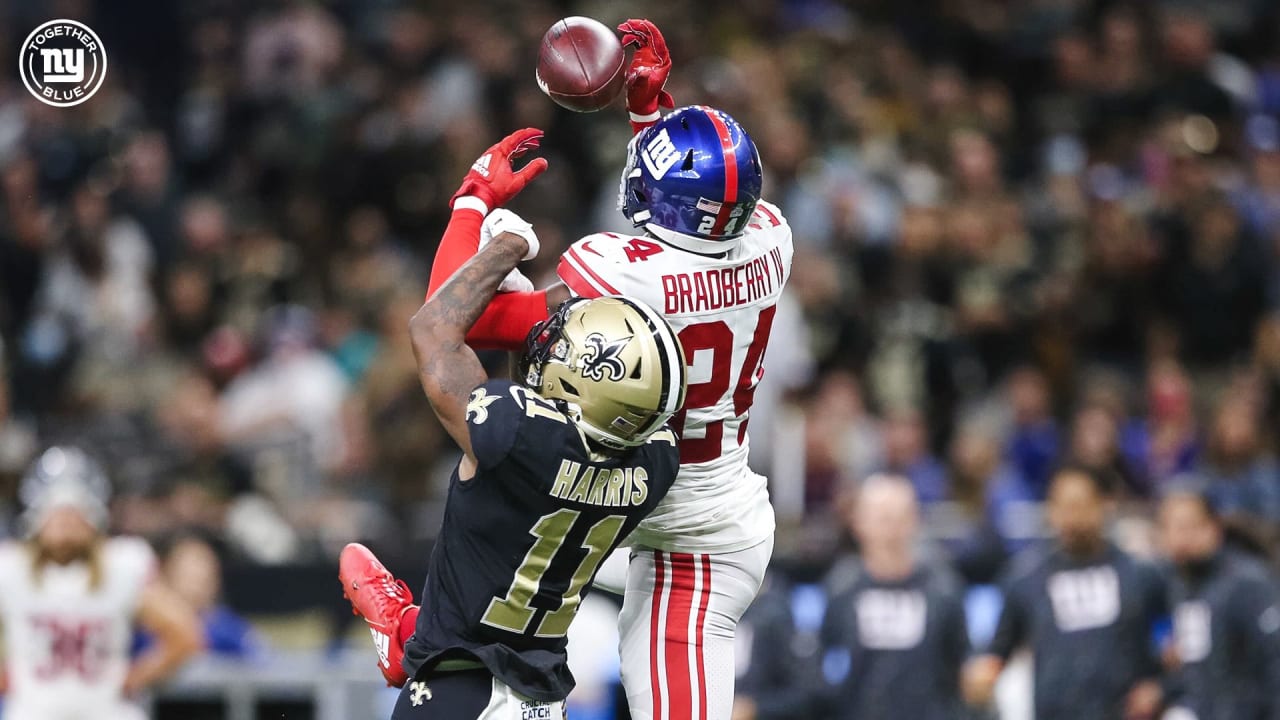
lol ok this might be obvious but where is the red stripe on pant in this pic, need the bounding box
[656,553,714,720]
[694,556,712,720]
[650,551,667,720]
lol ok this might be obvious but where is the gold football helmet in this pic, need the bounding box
[520,297,687,450]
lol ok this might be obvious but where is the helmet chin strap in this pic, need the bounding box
[645,224,740,257]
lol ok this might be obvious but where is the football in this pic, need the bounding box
[536,16,626,112]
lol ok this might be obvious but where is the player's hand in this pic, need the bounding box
[480,208,540,261]
[618,19,674,120]
[451,128,549,213]
[961,655,1002,707]
[478,208,539,292]
[1123,680,1162,720]
[498,267,535,293]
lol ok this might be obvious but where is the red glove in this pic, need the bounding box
[618,19,674,130]
[450,128,549,214]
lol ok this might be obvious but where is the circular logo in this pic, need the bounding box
[18,19,107,107]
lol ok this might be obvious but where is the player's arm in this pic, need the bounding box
[425,128,554,351]
[962,575,1027,707]
[411,217,535,474]
[617,19,674,134]
[125,579,203,695]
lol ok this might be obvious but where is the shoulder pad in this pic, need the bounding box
[559,233,669,298]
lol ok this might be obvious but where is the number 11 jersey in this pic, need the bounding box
[403,381,680,702]
[557,200,794,553]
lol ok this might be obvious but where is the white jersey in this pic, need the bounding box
[558,200,793,552]
[0,537,155,720]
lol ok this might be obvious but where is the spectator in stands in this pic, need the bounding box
[160,536,261,658]
[880,410,948,505]
[1157,485,1280,720]
[1121,361,1200,494]
[962,465,1167,720]
[946,425,1031,582]
[1066,402,1140,495]
[820,475,969,720]
[1003,366,1060,497]
[803,372,883,509]
[1196,395,1280,530]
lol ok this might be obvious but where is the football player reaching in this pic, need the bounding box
[0,447,203,720]
[344,154,688,718]
[342,18,792,720]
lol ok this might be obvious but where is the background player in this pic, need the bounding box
[342,184,688,717]
[344,19,792,720]
[0,446,202,720]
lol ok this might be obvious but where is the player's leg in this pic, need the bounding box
[697,537,772,720]
[339,543,417,687]
[390,669,493,720]
[390,669,566,720]
[618,537,773,720]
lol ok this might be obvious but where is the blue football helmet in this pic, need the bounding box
[619,106,763,254]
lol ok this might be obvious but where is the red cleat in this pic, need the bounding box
[339,543,414,687]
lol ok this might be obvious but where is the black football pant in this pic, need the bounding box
[389,667,565,720]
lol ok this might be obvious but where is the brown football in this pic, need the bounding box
[536,16,626,112]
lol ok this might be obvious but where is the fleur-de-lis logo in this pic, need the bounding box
[579,333,630,382]
[466,388,500,424]
[410,681,432,706]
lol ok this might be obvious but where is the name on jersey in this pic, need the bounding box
[550,459,648,508]
[661,247,785,314]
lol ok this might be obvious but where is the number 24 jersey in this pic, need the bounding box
[557,200,794,553]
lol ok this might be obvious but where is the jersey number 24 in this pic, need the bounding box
[673,305,777,463]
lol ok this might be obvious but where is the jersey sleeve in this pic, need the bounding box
[106,536,159,611]
[750,199,794,285]
[557,234,637,299]
[465,380,526,472]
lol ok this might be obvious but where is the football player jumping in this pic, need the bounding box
[347,182,687,717]
[342,18,791,720]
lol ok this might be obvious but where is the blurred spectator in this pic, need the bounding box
[962,465,1167,720]
[218,305,350,475]
[803,372,882,508]
[1157,486,1280,720]
[1196,395,1280,529]
[1120,361,1200,494]
[943,426,1031,583]
[1003,366,1060,497]
[819,475,969,720]
[154,536,262,659]
[880,409,947,505]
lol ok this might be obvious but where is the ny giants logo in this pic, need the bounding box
[19,20,107,107]
[641,128,682,179]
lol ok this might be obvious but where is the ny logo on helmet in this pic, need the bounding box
[641,128,681,179]
[579,333,630,382]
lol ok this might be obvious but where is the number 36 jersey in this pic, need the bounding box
[557,201,793,553]
[0,537,155,715]
[404,380,679,702]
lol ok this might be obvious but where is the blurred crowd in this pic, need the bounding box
[0,0,1279,596]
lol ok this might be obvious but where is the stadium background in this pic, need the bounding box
[2,0,1280,717]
